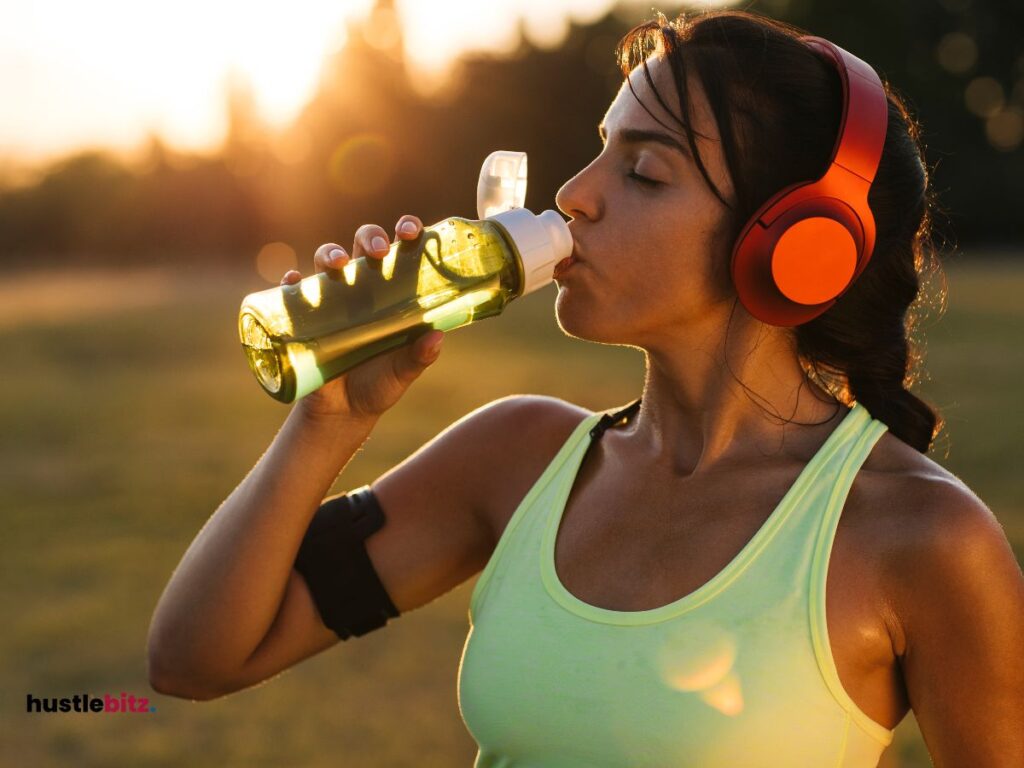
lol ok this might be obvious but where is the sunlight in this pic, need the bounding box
[655,620,745,717]
[0,0,747,161]
[0,1,372,160]
[299,275,324,308]
[398,0,619,95]
[422,286,502,326]
[0,0,615,158]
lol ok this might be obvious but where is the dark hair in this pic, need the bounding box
[615,9,947,454]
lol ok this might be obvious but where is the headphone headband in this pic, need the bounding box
[730,35,890,327]
[800,36,888,186]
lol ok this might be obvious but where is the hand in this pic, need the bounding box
[280,215,444,422]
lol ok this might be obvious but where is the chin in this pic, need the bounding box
[553,292,627,345]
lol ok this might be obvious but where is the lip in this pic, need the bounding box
[553,248,582,281]
[552,240,585,282]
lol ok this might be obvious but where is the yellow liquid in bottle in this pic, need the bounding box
[239,217,523,403]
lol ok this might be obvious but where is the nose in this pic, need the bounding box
[555,159,602,222]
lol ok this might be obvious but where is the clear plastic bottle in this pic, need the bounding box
[238,152,571,404]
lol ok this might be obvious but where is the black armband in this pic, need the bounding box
[294,485,400,640]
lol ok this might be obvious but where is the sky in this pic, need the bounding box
[0,0,725,166]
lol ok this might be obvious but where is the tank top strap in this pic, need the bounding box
[588,397,642,440]
[468,406,609,622]
[807,402,892,744]
[812,402,890,542]
[770,400,889,587]
[727,401,889,600]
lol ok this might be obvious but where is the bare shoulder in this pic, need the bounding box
[370,393,591,548]
[450,394,592,466]
[854,431,1020,655]
[859,431,1001,541]
[858,438,1024,761]
[360,395,592,614]
[464,395,594,542]
[852,431,1006,558]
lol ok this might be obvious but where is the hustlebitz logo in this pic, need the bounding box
[27,692,156,714]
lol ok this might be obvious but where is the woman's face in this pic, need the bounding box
[554,55,738,347]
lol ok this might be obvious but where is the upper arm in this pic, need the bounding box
[221,395,587,698]
[889,480,1024,766]
[365,394,589,614]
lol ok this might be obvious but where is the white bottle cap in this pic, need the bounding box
[489,208,572,297]
[476,150,528,219]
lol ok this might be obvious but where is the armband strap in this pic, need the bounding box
[294,485,400,640]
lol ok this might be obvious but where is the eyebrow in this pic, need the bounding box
[598,122,691,158]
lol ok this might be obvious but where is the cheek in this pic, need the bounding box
[638,223,716,296]
[552,194,734,339]
[624,223,735,326]
[705,213,740,298]
[656,195,736,301]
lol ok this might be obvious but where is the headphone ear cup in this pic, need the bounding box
[731,196,865,326]
[770,216,858,305]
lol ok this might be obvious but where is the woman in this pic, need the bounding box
[147,9,1024,767]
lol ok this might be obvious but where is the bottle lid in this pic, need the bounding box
[476,149,571,295]
[477,151,528,219]
[489,208,572,297]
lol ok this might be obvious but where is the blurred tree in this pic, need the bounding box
[0,0,1018,267]
[762,0,1024,246]
[0,151,133,262]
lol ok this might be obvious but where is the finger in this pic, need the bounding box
[280,270,302,285]
[314,243,349,273]
[394,215,423,240]
[391,330,444,384]
[415,329,444,363]
[314,242,343,263]
[353,224,392,261]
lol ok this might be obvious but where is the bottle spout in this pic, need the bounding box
[488,207,572,298]
[477,151,528,219]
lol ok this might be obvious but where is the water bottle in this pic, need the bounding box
[238,151,572,403]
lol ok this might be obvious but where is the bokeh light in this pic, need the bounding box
[986,107,1024,152]
[700,670,745,718]
[256,241,298,283]
[328,132,397,197]
[1011,78,1024,108]
[654,621,744,717]
[964,76,1006,118]
[935,32,977,75]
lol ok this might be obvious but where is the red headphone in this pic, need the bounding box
[730,36,889,327]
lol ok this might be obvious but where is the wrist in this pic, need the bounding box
[292,400,380,433]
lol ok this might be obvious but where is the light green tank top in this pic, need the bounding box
[458,401,894,767]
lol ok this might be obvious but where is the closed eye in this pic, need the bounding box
[627,170,662,187]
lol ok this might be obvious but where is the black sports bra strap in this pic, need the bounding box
[589,397,643,441]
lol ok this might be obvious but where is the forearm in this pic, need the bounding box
[146,404,378,693]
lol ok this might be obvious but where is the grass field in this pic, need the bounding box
[2,256,1020,767]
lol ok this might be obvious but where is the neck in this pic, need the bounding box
[626,305,844,477]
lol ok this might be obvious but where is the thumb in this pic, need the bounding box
[390,330,444,383]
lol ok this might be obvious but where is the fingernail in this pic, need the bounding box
[398,221,417,235]
[371,236,389,252]
[328,248,345,263]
